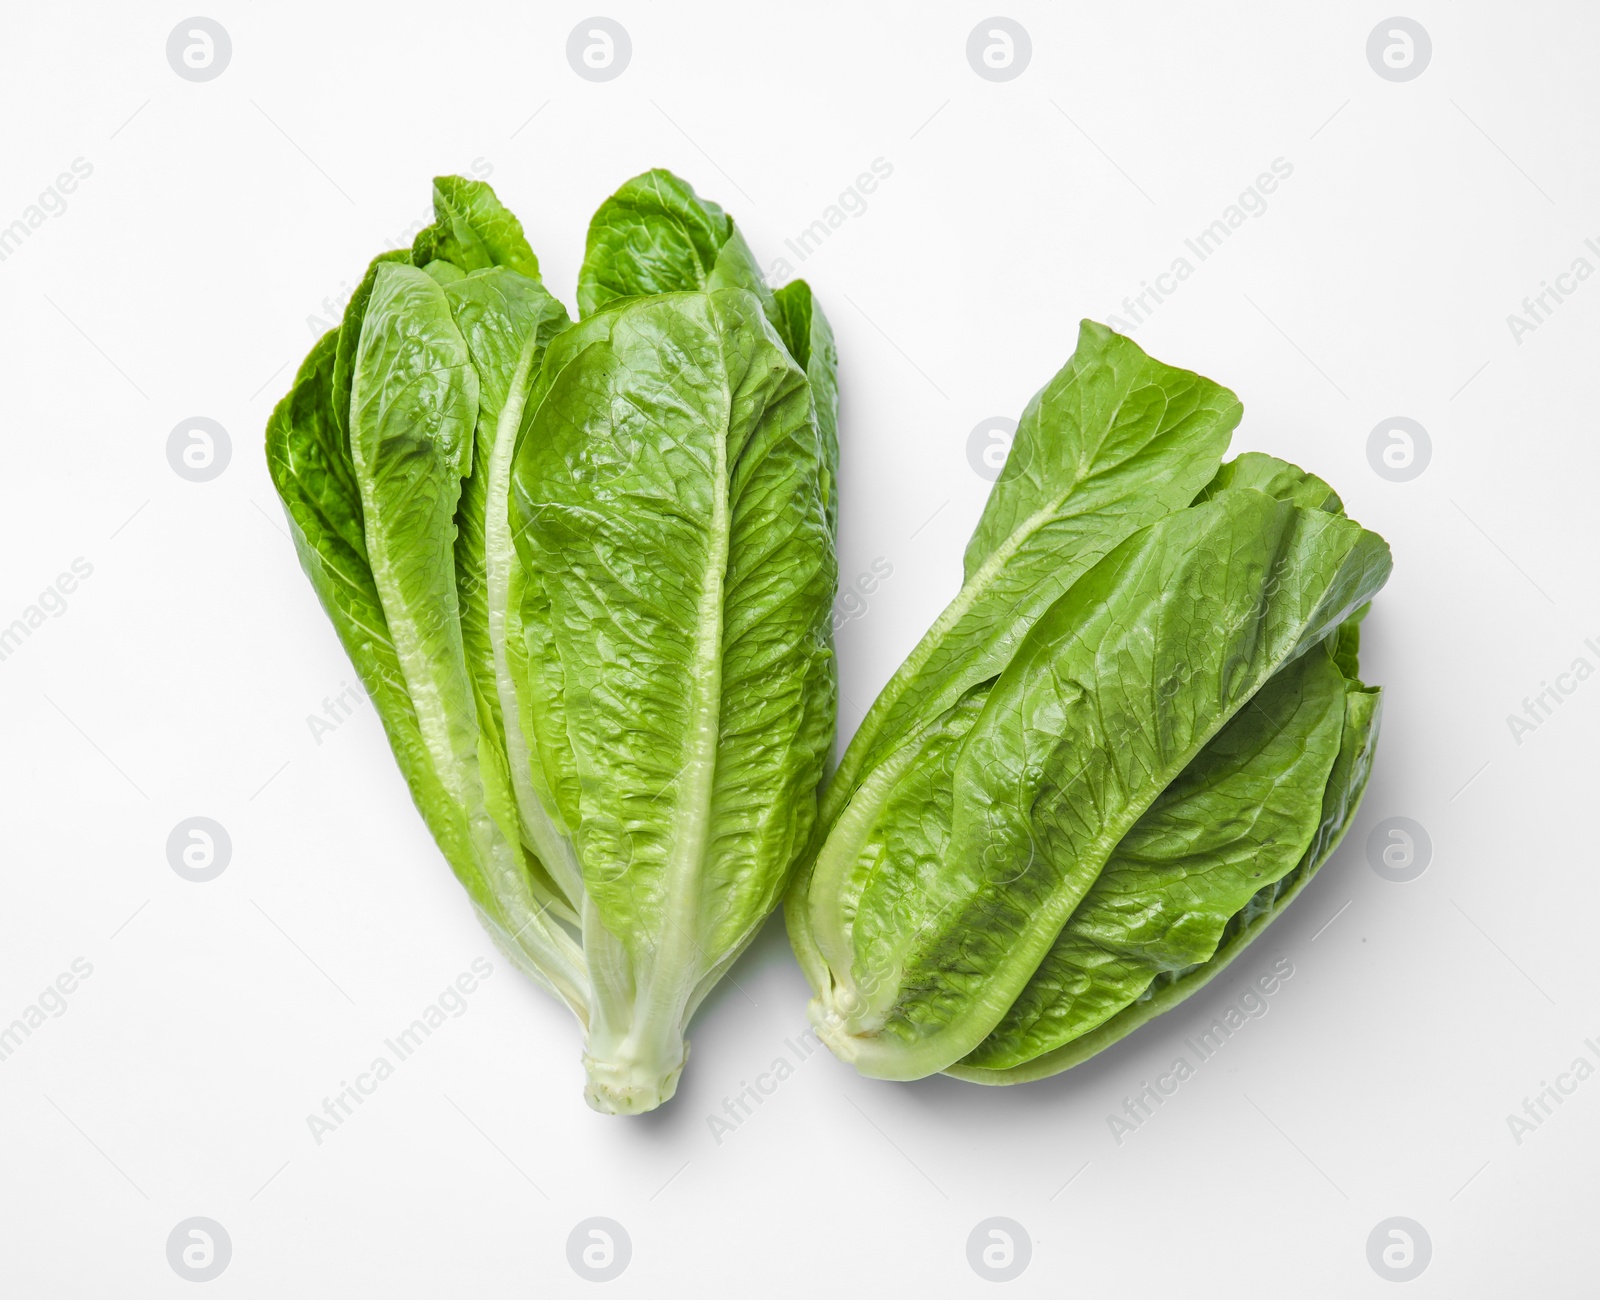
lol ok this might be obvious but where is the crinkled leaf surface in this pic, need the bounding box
[810,487,1391,1079]
[271,172,838,1113]
[413,174,541,278]
[1195,448,1342,513]
[510,287,836,1088]
[576,169,774,319]
[442,267,573,899]
[771,279,840,534]
[790,322,1241,989]
[813,322,1242,836]
[951,663,1382,1083]
[959,641,1346,1070]
[265,330,480,874]
[952,454,1371,1075]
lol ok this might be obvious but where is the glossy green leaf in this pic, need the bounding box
[510,287,836,1109]
[348,261,586,1003]
[576,169,774,319]
[441,267,574,911]
[772,280,840,534]
[958,642,1347,1071]
[266,331,458,859]
[812,323,1241,836]
[1195,449,1342,513]
[412,175,541,278]
[332,249,412,457]
[273,172,839,1115]
[806,487,1391,1079]
[950,667,1382,1084]
[790,323,1242,988]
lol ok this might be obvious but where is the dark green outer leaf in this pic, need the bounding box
[958,641,1347,1070]
[948,671,1381,1083]
[271,182,591,1020]
[266,330,495,914]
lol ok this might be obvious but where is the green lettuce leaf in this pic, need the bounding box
[412,175,541,278]
[771,280,840,535]
[1194,448,1343,513]
[820,323,1240,815]
[948,452,1374,1079]
[957,642,1347,1071]
[441,267,574,916]
[949,660,1382,1084]
[270,253,586,1016]
[509,287,836,1110]
[789,321,1241,991]
[576,169,774,319]
[805,486,1391,1079]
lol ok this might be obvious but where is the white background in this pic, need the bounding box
[2,2,1595,1294]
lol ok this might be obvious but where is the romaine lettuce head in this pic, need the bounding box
[268,173,839,1113]
[787,324,1390,1084]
